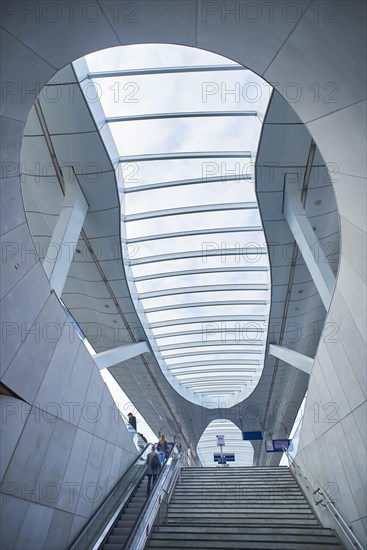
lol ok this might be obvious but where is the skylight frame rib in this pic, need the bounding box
[88,64,247,79]
[159,340,265,355]
[144,299,267,313]
[119,151,254,163]
[167,359,261,368]
[150,315,265,328]
[123,202,258,223]
[125,226,262,244]
[123,174,253,194]
[183,379,249,385]
[172,367,258,376]
[186,384,250,390]
[163,350,263,360]
[129,246,267,266]
[159,341,265,351]
[134,266,269,282]
[107,111,258,123]
[140,284,268,299]
[154,327,265,339]
[193,389,242,394]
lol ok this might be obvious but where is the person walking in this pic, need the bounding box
[157,434,169,465]
[127,412,137,431]
[146,444,161,495]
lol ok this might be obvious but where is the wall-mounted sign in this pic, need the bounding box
[265,439,292,452]
[243,431,263,440]
[214,454,235,462]
[216,435,225,446]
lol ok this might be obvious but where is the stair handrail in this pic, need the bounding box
[283,447,364,550]
[124,444,182,549]
[68,442,151,550]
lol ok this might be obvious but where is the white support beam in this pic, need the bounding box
[92,342,150,370]
[43,170,88,296]
[269,344,313,375]
[284,178,336,310]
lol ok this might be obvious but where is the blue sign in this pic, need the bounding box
[265,439,292,452]
[214,454,235,462]
[243,431,263,440]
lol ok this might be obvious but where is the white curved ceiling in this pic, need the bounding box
[84,44,272,408]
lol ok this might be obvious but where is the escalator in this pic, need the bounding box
[69,444,182,550]
[103,475,148,549]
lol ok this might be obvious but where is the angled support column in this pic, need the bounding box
[284,177,336,310]
[43,170,88,296]
[269,344,313,375]
[93,342,150,370]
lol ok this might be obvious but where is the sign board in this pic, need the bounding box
[216,435,225,446]
[243,431,263,441]
[265,439,292,452]
[214,454,235,462]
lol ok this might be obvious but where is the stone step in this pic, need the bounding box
[178,484,297,489]
[165,516,320,526]
[173,490,304,497]
[180,470,294,474]
[148,531,341,545]
[153,525,336,536]
[168,506,313,514]
[172,498,307,505]
[179,476,296,480]
[147,538,341,549]
[180,473,294,478]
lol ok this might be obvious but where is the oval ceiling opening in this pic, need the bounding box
[81,44,272,408]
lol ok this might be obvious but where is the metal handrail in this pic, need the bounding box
[283,447,364,550]
[69,443,151,550]
[124,445,182,549]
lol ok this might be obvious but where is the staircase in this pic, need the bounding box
[147,467,343,549]
[103,475,148,549]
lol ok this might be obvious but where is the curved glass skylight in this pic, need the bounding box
[84,44,271,408]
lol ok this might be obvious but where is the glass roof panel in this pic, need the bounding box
[121,158,254,189]
[111,117,260,157]
[125,181,256,215]
[155,335,265,348]
[85,44,272,408]
[124,209,261,238]
[142,290,268,308]
[136,270,269,292]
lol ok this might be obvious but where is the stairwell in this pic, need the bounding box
[147,466,343,549]
[103,475,148,549]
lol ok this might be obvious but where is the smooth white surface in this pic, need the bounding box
[0,1,366,547]
[284,177,336,309]
[43,172,88,296]
[92,342,150,370]
[269,344,313,375]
